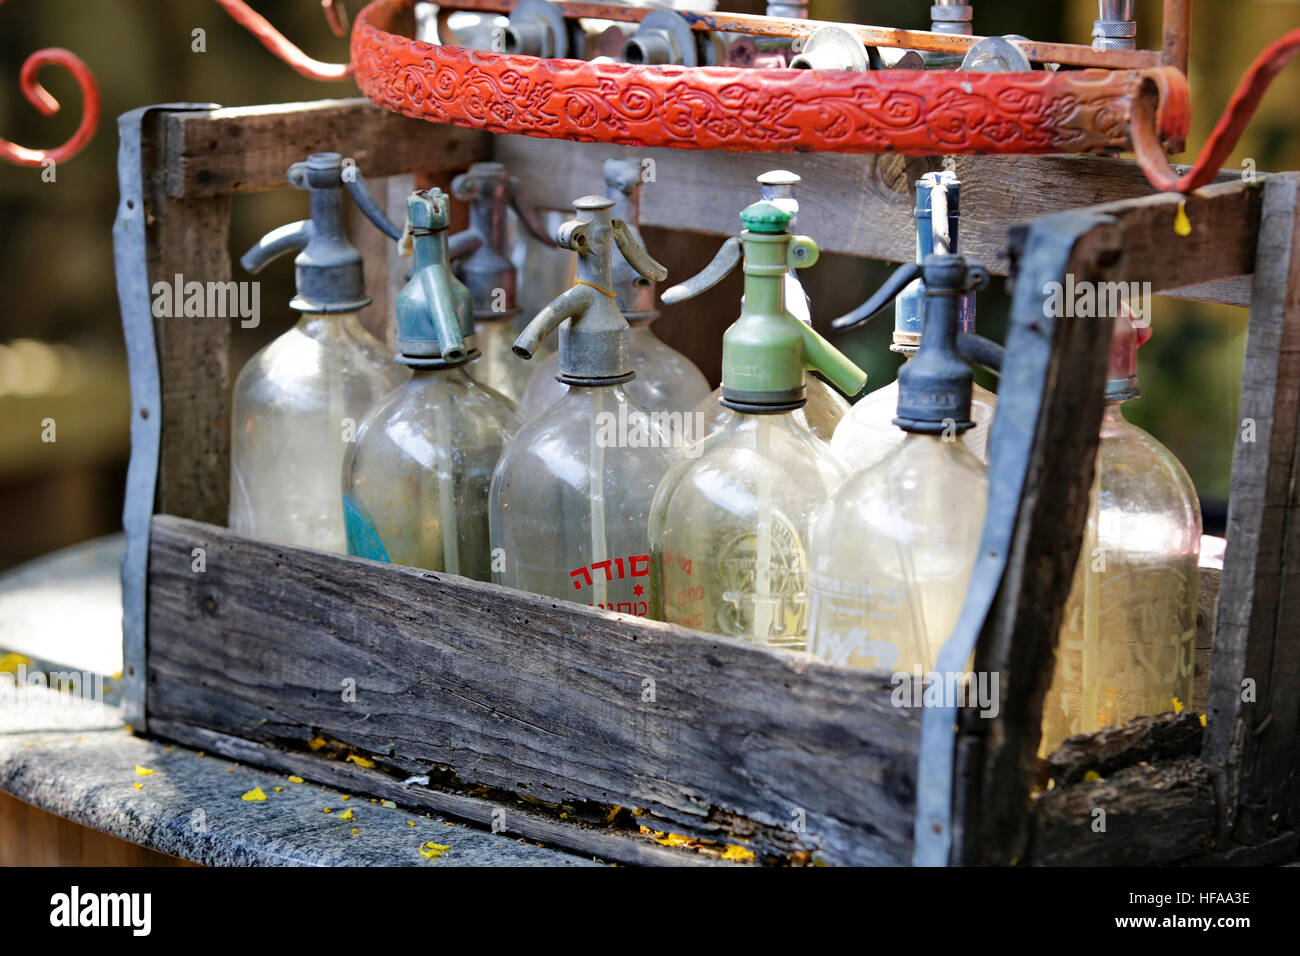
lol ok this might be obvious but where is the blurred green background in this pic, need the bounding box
[0,0,1296,569]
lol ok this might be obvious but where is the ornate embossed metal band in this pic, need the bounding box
[353,0,1188,155]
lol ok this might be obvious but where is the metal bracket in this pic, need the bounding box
[113,103,220,731]
[912,211,1113,865]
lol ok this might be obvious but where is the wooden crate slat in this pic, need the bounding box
[1205,172,1300,844]
[951,214,1121,865]
[162,99,492,198]
[1030,757,1216,866]
[145,102,233,525]
[496,136,1254,305]
[146,515,921,865]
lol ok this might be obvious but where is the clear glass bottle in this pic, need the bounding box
[831,170,995,471]
[229,153,409,553]
[491,195,677,612]
[694,172,850,443]
[807,253,994,673]
[1039,314,1201,754]
[520,159,709,420]
[651,200,866,648]
[807,433,988,671]
[831,374,997,471]
[342,188,520,579]
[453,162,557,404]
[652,412,846,646]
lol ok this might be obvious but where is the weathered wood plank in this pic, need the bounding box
[145,112,231,524]
[497,136,1253,304]
[1030,757,1217,866]
[162,99,492,198]
[1045,712,1204,788]
[146,515,921,866]
[955,215,1123,866]
[1084,180,1263,295]
[1205,172,1300,845]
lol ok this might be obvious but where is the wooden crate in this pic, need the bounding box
[114,97,1300,866]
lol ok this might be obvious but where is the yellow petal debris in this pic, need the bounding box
[407,821,416,827]
[273,786,283,792]
[133,782,143,790]
[307,737,326,751]
[135,765,154,777]
[288,775,304,784]
[346,754,374,768]
[654,832,693,847]
[351,828,360,835]
[0,652,31,673]
[341,795,351,801]
[242,786,267,802]
[419,841,451,860]
[605,805,622,824]
[1200,713,1207,727]
[338,807,354,820]
[1083,770,1103,782]
[721,845,755,862]
[323,808,333,814]
[1173,200,1192,237]
[1172,696,1185,713]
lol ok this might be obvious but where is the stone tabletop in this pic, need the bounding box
[0,536,600,867]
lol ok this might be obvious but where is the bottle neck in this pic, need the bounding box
[413,231,450,272]
[740,235,790,317]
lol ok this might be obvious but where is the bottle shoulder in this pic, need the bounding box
[1096,417,1201,519]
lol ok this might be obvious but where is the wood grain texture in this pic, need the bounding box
[1030,757,1216,866]
[1045,712,1204,788]
[146,515,922,866]
[958,215,1122,866]
[145,107,232,525]
[1204,173,1300,845]
[497,137,1253,304]
[0,791,197,867]
[162,99,492,198]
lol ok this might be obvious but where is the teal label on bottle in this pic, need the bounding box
[343,495,391,563]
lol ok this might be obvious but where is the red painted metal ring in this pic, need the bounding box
[353,0,1189,156]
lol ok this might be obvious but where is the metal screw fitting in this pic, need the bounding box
[930,2,974,36]
[1093,0,1137,51]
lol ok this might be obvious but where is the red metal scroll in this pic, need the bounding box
[1134,27,1300,194]
[213,0,353,81]
[353,0,1189,156]
[0,46,100,168]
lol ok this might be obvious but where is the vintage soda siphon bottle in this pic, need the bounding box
[806,253,994,672]
[341,189,520,578]
[519,159,710,420]
[1039,310,1201,754]
[831,170,997,471]
[452,161,557,404]
[694,171,854,442]
[490,196,676,613]
[650,201,867,648]
[230,153,409,553]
